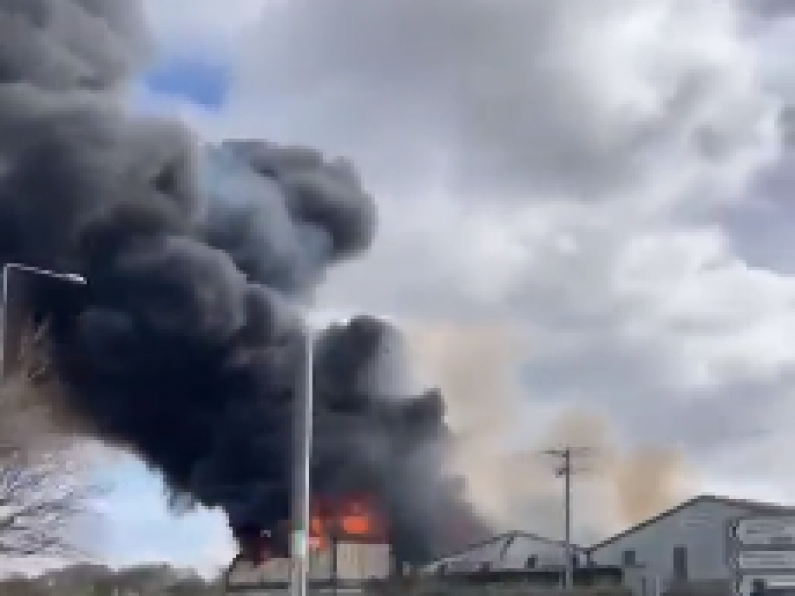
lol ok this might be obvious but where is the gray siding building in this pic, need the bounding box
[588,495,795,595]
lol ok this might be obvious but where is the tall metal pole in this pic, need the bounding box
[290,326,313,596]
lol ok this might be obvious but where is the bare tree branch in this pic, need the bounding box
[0,318,106,560]
[0,448,104,559]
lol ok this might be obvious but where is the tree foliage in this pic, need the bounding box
[0,563,223,595]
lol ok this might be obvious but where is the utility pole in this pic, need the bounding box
[542,447,590,590]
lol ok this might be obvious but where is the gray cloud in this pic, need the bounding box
[750,0,795,19]
[146,0,795,530]
[140,0,265,52]
[719,10,795,273]
[225,0,775,203]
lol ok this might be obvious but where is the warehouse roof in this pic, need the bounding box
[588,494,795,551]
[425,530,586,570]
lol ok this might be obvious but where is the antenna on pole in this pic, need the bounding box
[541,446,591,590]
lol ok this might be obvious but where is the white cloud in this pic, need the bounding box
[213,0,792,496]
[220,0,777,200]
[141,0,795,535]
[95,453,234,574]
[141,0,268,51]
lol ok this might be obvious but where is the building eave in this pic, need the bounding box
[587,494,795,552]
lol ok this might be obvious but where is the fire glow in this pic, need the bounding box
[237,494,388,564]
[307,494,387,549]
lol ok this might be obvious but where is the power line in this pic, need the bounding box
[541,446,591,590]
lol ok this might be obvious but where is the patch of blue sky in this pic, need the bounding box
[141,51,229,109]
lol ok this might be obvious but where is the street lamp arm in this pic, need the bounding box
[1,263,87,380]
[3,263,86,286]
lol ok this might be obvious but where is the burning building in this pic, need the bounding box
[227,494,395,590]
[235,493,388,564]
[0,0,489,568]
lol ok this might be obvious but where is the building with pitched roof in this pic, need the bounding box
[587,494,795,595]
[421,530,587,574]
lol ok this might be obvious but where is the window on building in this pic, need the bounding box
[622,549,636,566]
[750,578,766,596]
[526,555,538,569]
[673,546,688,580]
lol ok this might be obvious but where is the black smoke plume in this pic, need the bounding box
[0,0,488,562]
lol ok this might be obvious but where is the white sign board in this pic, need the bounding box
[736,517,795,547]
[738,551,795,571]
[729,515,795,595]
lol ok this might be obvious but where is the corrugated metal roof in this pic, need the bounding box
[429,530,585,567]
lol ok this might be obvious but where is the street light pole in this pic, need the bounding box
[1,263,86,379]
[290,325,314,596]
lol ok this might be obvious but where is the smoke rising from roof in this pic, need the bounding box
[0,0,486,562]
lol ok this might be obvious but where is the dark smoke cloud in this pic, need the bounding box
[0,0,486,562]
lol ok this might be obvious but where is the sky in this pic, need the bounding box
[56,0,795,572]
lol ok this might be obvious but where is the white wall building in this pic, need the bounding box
[225,541,392,595]
[422,531,586,574]
[588,495,795,595]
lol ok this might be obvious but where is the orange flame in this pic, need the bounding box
[307,494,384,550]
[309,516,328,550]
